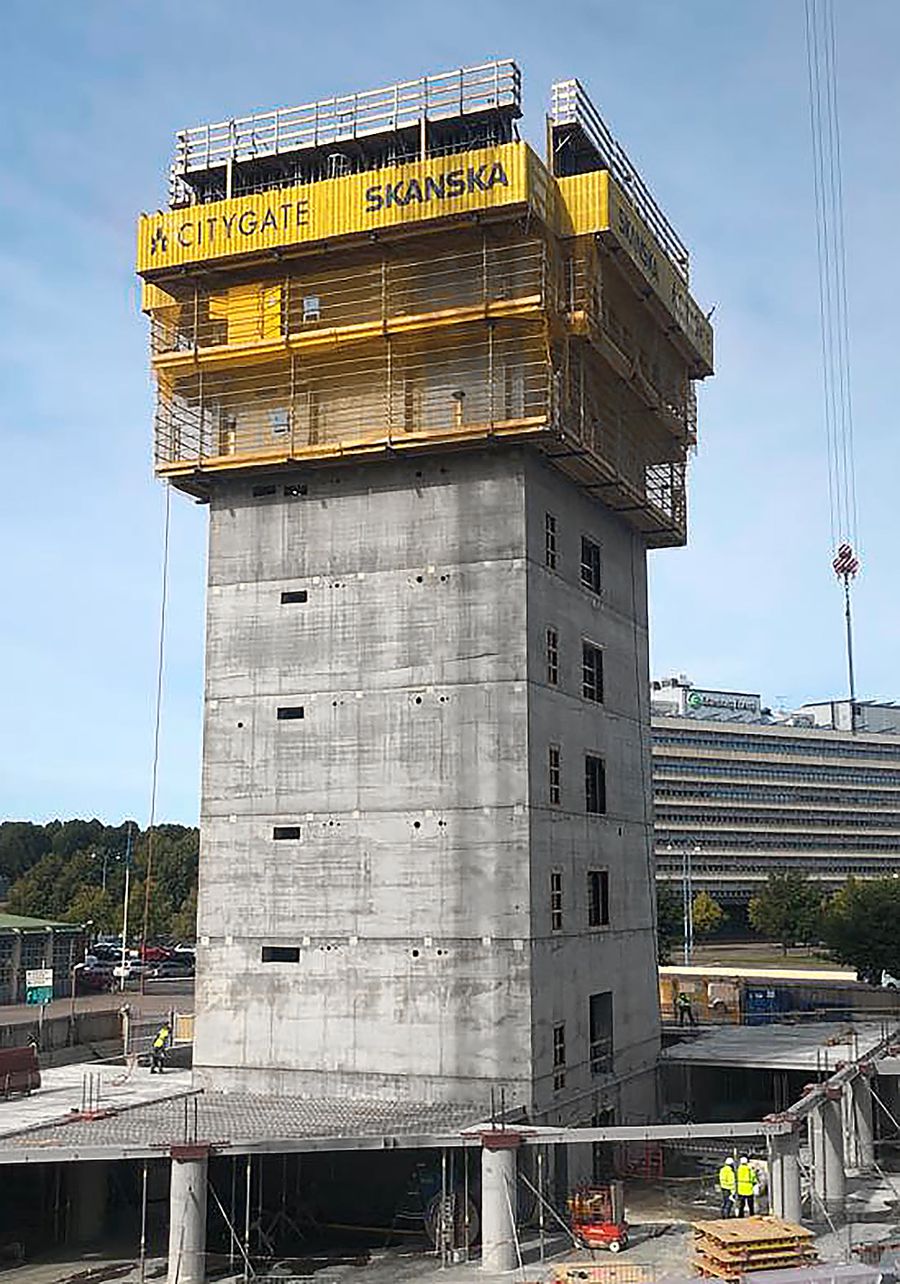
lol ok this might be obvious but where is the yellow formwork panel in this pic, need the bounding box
[558,170,713,373]
[137,142,533,274]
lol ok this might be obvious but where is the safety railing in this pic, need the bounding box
[154,327,549,469]
[565,240,696,440]
[171,60,521,184]
[550,78,689,279]
[150,240,551,357]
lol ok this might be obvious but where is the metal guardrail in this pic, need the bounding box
[550,78,689,279]
[172,60,521,183]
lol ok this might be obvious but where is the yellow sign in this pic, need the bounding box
[137,142,532,274]
[556,171,713,372]
[605,177,713,372]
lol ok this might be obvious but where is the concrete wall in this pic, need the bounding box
[193,447,659,1112]
[523,457,660,1125]
[195,453,534,1101]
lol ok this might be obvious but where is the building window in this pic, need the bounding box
[553,1022,566,1091]
[582,641,604,703]
[587,870,610,927]
[262,945,300,963]
[589,992,614,1075]
[580,536,602,595]
[273,826,302,840]
[549,744,561,806]
[547,627,560,686]
[276,706,305,720]
[280,589,308,604]
[545,512,558,570]
[550,871,563,932]
[585,755,606,814]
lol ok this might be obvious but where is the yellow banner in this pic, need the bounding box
[137,142,531,274]
[605,177,713,372]
[556,171,713,372]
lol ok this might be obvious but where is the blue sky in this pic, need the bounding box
[2,1,898,824]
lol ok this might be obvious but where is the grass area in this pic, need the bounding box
[689,941,851,971]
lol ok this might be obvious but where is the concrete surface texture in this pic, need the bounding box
[0,1061,193,1139]
[662,1023,889,1071]
[192,446,660,1121]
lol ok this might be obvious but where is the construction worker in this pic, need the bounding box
[149,1021,171,1074]
[736,1155,757,1217]
[718,1156,736,1217]
[676,991,697,1027]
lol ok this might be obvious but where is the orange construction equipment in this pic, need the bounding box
[568,1184,628,1254]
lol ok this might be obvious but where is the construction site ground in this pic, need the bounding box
[3,1169,900,1284]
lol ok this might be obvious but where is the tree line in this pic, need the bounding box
[657,871,900,979]
[0,819,198,941]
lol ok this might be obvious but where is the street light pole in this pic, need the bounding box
[119,825,134,993]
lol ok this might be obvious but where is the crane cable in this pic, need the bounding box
[139,483,172,999]
[805,0,859,553]
[804,0,861,724]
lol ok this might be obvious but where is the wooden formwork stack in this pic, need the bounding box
[693,1216,816,1281]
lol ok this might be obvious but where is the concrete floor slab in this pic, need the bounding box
[663,1023,890,1072]
[0,1061,194,1139]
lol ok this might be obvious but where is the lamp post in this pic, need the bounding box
[667,841,701,967]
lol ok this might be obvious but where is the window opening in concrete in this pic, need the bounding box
[589,991,614,1075]
[582,641,604,703]
[548,743,561,806]
[273,826,302,840]
[552,1022,566,1091]
[280,589,308,604]
[262,945,300,963]
[580,535,602,594]
[545,512,558,570]
[252,484,277,498]
[550,870,563,932]
[592,1107,616,1179]
[587,869,609,927]
[546,626,559,686]
[585,754,606,814]
[277,706,305,720]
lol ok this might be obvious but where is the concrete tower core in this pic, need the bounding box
[136,63,713,1125]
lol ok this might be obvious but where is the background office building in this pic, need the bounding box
[651,677,900,903]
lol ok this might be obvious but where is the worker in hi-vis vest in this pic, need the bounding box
[718,1156,736,1217]
[150,1022,171,1074]
[736,1156,758,1217]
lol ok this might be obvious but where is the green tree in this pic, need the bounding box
[656,884,682,964]
[748,872,822,955]
[65,886,120,935]
[821,878,900,978]
[171,887,198,942]
[692,890,725,939]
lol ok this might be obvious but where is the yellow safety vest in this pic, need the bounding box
[153,1028,170,1050]
[736,1163,755,1196]
[718,1164,736,1192]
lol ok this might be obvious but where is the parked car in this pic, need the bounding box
[76,964,114,994]
[149,959,195,980]
[112,960,148,981]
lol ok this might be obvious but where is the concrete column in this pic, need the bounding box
[809,1093,845,1218]
[768,1131,802,1223]
[480,1134,520,1273]
[852,1073,875,1171]
[70,1161,107,1243]
[167,1145,209,1284]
